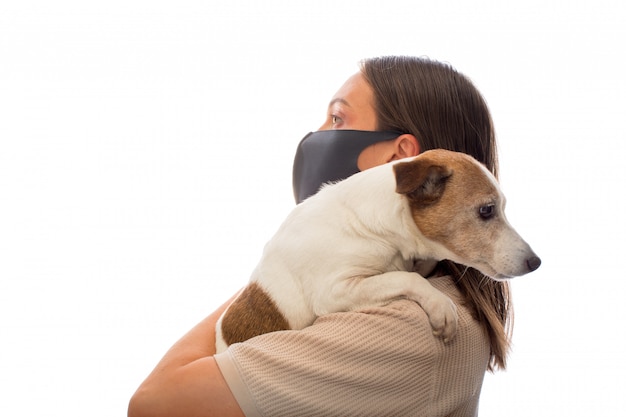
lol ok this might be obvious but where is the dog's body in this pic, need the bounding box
[215,149,540,353]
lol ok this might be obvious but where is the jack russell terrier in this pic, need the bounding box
[215,149,540,352]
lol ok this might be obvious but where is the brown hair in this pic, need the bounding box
[361,55,511,371]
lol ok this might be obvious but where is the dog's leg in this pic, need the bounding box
[317,271,458,341]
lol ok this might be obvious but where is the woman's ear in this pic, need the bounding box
[391,134,420,160]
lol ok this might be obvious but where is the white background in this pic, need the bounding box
[1,1,624,415]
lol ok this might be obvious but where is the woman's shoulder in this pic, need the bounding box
[217,275,490,416]
[231,275,486,362]
[337,275,486,355]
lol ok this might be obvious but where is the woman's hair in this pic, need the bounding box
[361,55,511,371]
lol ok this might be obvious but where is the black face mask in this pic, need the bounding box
[292,129,403,204]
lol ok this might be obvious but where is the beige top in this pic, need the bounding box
[214,276,490,417]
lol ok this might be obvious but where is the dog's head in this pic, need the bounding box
[394,149,541,280]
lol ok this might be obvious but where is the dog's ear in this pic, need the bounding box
[394,159,452,206]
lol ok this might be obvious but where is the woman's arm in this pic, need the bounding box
[128,292,245,417]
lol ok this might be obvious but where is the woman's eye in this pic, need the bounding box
[478,204,495,220]
[331,115,343,125]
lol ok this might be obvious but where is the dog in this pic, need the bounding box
[215,149,540,353]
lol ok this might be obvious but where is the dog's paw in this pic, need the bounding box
[422,294,458,343]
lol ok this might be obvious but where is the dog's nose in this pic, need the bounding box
[526,256,541,272]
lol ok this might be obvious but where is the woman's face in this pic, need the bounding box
[318,72,377,131]
[318,72,394,170]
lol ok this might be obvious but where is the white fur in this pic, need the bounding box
[258,163,452,326]
[216,161,457,354]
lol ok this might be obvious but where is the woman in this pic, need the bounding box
[128,56,511,417]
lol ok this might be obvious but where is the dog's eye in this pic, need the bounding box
[478,204,495,220]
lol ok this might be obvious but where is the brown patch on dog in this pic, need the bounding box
[220,282,290,346]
